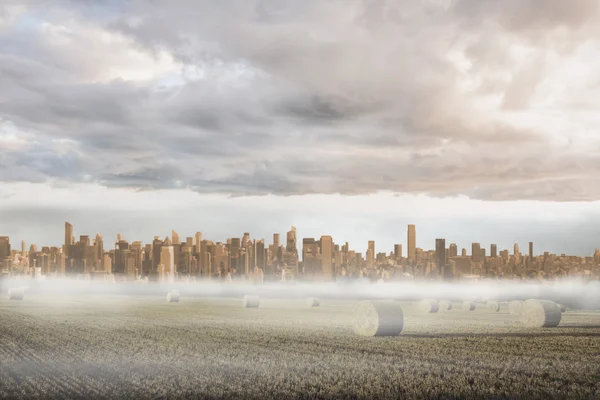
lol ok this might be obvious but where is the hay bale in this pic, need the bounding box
[462,301,476,311]
[7,288,25,300]
[353,300,404,337]
[519,299,562,328]
[166,290,180,303]
[509,300,523,315]
[487,300,500,312]
[306,297,320,307]
[556,303,566,313]
[419,299,439,313]
[439,300,453,311]
[243,295,260,308]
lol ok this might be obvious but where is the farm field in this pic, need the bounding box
[1,295,600,399]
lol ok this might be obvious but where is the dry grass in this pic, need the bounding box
[1,295,599,399]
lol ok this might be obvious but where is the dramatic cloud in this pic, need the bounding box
[1,0,599,200]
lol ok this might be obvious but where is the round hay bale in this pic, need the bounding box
[462,301,476,311]
[439,300,453,311]
[556,303,566,313]
[7,288,25,300]
[306,297,320,307]
[509,300,523,315]
[419,299,439,313]
[166,290,180,302]
[487,300,500,312]
[519,299,562,328]
[243,295,260,308]
[353,300,404,337]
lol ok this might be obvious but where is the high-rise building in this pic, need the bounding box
[529,242,534,261]
[161,237,175,280]
[393,244,402,259]
[21,240,26,255]
[435,238,446,273]
[194,232,202,250]
[471,243,481,262]
[95,234,104,264]
[0,236,10,261]
[449,243,458,258]
[367,241,375,268]
[514,243,520,255]
[172,230,180,245]
[407,224,416,264]
[320,236,333,280]
[490,244,497,258]
[461,248,467,257]
[151,237,163,276]
[64,222,73,257]
[255,239,265,270]
[286,226,297,253]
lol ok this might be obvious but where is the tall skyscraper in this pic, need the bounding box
[490,244,497,258]
[514,243,520,255]
[367,240,375,268]
[320,235,333,280]
[286,226,297,253]
[529,242,534,261]
[407,224,416,264]
[393,244,402,259]
[95,234,104,263]
[171,230,180,245]
[471,243,481,262]
[449,243,458,258]
[435,239,446,273]
[0,236,10,261]
[194,232,202,250]
[64,222,73,257]
[160,237,175,279]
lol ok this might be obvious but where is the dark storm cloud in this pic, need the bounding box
[0,0,599,200]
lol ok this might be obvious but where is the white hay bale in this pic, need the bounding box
[439,300,453,311]
[243,295,260,308]
[306,297,320,307]
[166,290,180,303]
[419,299,439,313]
[353,300,404,337]
[7,288,25,300]
[462,301,476,311]
[509,300,523,315]
[556,303,566,313]
[487,300,500,312]
[519,299,562,328]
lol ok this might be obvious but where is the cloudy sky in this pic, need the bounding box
[1,0,599,255]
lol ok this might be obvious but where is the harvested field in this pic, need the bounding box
[1,295,600,399]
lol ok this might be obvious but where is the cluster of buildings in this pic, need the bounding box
[1,223,599,282]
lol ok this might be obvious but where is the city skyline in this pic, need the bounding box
[1,2,600,256]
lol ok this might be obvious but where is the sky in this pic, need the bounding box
[1,0,599,255]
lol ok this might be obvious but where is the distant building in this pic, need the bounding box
[407,224,416,264]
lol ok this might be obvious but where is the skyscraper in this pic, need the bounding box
[64,222,73,258]
[194,232,202,250]
[320,235,333,280]
[286,226,297,253]
[471,243,481,262]
[529,242,534,261]
[490,244,497,258]
[394,244,402,259]
[0,236,10,262]
[435,238,446,274]
[407,224,416,264]
[449,243,458,258]
[161,237,175,280]
[171,230,180,245]
[367,240,375,268]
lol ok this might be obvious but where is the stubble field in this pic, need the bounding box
[1,295,600,399]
